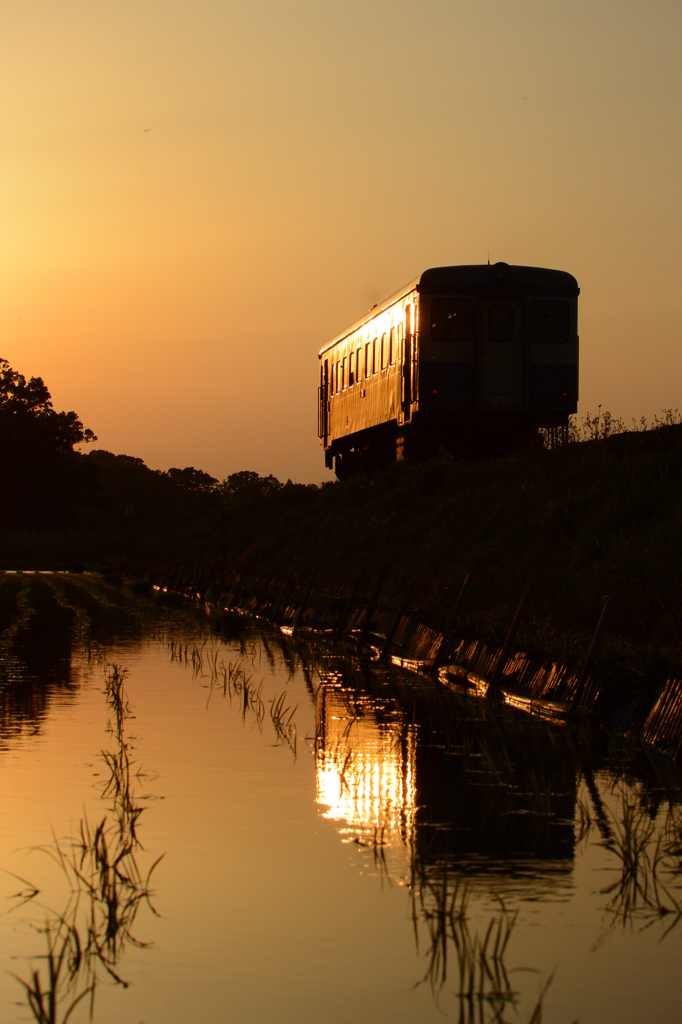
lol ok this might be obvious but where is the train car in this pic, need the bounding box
[318,262,579,479]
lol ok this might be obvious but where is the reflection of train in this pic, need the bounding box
[318,263,579,478]
[314,666,577,883]
[315,682,416,850]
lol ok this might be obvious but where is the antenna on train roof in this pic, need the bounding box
[487,252,490,265]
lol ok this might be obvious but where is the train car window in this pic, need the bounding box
[529,300,570,343]
[488,304,514,342]
[356,346,362,382]
[430,299,474,342]
[364,342,370,379]
[389,327,396,365]
[349,351,354,387]
[372,338,377,375]
[381,333,387,370]
[342,356,347,390]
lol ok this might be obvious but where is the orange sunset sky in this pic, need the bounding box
[2,0,680,483]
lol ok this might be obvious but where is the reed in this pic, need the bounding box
[11,912,95,1024]
[591,783,682,934]
[269,690,298,758]
[413,862,518,1016]
[103,664,130,744]
[409,859,574,1024]
[12,659,163,1022]
[194,645,266,726]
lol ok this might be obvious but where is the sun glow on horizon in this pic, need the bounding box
[1,0,680,480]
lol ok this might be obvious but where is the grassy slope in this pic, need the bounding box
[2,425,682,682]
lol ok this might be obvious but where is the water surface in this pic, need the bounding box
[1,586,680,1023]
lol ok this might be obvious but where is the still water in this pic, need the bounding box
[1,600,681,1022]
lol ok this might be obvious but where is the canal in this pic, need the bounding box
[0,573,680,1023]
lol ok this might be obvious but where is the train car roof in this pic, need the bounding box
[318,263,579,358]
[318,276,420,357]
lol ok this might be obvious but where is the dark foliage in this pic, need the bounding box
[0,357,225,532]
[0,357,97,527]
[166,466,218,492]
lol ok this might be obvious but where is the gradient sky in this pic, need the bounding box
[2,0,680,482]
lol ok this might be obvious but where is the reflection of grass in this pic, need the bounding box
[12,660,162,1022]
[178,640,309,745]
[269,690,298,758]
[417,870,516,1008]
[411,863,570,1023]
[11,910,96,1024]
[220,657,264,725]
[185,642,266,725]
[601,790,657,920]
[103,664,130,743]
[53,814,163,983]
[586,783,682,935]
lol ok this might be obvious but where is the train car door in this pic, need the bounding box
[402,304,412,420]
[478,298,525,410]
[322,359,329,446]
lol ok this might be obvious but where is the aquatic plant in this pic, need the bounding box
[12,661,162,1022]
[103,664,130,744]
[269,690,298,758]
[11,911,95,1024]
[412,863,519,1019]
[588,782,682,935]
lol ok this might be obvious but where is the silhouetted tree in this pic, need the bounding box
[165,466,218,492]
[0,357,97,527]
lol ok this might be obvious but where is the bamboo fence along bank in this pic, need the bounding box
[141,564,682,770]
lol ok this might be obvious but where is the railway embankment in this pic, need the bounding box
[3,421,682,689]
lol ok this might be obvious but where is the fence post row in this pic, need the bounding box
[145,563,622,730]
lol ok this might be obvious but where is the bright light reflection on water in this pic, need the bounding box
[315,680,416,857]
[0,630,681,1024]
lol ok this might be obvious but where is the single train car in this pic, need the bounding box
[318,262,579,478]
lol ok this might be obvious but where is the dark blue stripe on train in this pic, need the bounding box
[419,363,578,413]
[419,363,477,410]
[528,365,578,414]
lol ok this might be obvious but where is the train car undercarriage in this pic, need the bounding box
[328,412,570,480]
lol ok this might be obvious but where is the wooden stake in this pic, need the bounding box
[488,582,533,697]
[568,595,615,717]
[432,574,470,678]
[292,567,317,634]
[228,573,244,609]
[254,573,273,614]
[334,569,363,641]
[380,582,414,659]
[272,573,293,624]
[358,564,388,654]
